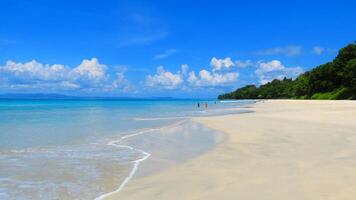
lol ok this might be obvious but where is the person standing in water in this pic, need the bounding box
[205,102,208,109]
[197,102,200,108]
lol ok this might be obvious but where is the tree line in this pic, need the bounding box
[218,43,356,100]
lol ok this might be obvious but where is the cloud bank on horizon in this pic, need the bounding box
[0,56,304,95]
[0,58,132,93]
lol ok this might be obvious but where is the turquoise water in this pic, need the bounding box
[0,99,255,199]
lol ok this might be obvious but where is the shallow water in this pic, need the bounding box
[0,99,255,199]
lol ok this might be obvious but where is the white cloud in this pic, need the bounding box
[146,62,238,89]
[0,58,109,91]
[188,69,238,87]
[187,71,197,83]
[145,66,183,89]
[70,58,107,83]
[255,45,302,56]
[2,60,68,82]
[258,60,285,72]
[312,46,324,55]
[255,60,303,84]
[154,49,177,59]
[236,60,254,68]
[210,57,235,71]
[0,55,306,94]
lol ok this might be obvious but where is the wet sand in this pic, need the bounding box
[106,100,356,200]
[95,120,223,199]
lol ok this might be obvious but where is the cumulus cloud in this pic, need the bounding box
[255,60,303,84]
[188,57,239,87]
[187,70,238,87]
[0,58,110,91]
[145,66,183,89]
[210,57,235,71]
[312,46,324,55]
[255,45,302,56]
[0,55,305,94]
[2,60,68,82]
[154,49,177,59]
[187,71,198,84]
[70,58,107,83]
[258,60,285,72]
[145,62,238,90]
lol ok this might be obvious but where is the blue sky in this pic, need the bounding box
[0,0,355,98]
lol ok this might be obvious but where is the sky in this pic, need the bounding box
[0,0,355,98]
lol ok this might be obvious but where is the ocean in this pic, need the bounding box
[0,99,255,199]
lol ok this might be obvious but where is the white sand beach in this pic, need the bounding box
[107,100,356,200]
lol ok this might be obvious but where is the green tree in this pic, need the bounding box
[218,43,356,100]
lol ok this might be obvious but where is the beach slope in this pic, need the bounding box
[108,100,356,200]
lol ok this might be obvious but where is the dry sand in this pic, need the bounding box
[107,100,356,200]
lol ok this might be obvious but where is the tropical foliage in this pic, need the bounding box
[218,43,356,100]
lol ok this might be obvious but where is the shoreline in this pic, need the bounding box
[95,120,189,200]
[96,118,224,200]
[107,100,356,200]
